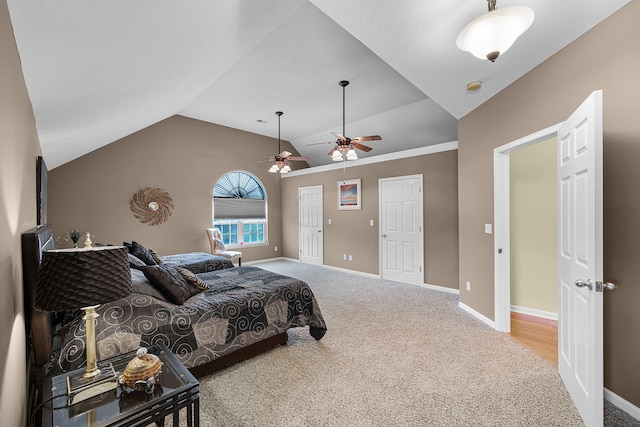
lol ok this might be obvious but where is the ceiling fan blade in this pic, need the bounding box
[352,135,381,143]
[352,142,373,152]
[279,151,292,158]
[306,141,334,146]
[328,146,338,156]
[331,132,347,141]
[287,156,309,161]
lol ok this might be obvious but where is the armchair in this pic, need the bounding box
[206,228,242,266]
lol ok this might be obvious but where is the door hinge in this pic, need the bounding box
[419,266,422,272]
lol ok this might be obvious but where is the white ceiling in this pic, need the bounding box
[7,0,631,169]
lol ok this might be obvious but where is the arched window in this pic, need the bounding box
[212,171,267,247]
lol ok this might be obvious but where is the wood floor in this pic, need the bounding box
[509,311,558,366]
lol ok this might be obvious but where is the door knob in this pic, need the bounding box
[381,234,387,238]
[575,279,593,291]
[596,281,617,292]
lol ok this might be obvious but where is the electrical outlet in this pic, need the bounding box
[349,255,353,261]
[328,219,332,225]
[369,219,374,226]
[343,254,347,260]
[466,281,471,291]
[274,246,278,252]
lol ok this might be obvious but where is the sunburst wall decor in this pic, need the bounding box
[129,187,174,226]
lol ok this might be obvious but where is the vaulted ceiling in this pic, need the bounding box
[7,0,631,169]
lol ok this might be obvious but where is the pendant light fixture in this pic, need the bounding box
[456,0,534,62]
[268,111,294,174]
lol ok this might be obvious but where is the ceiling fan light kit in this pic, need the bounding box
[456,0,534,62]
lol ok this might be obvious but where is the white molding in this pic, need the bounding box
[605,388,640,421]
[459,302,496,329]
[421,283,460,295]
[284,141,458,177]
[510,305,558,321]
[244,256,291,265]
[493,122,562,333]
[322,264,380,279]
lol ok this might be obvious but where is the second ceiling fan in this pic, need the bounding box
[310,80,382,161]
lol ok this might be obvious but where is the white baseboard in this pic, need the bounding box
[422,283,459,295]
[605,388,640,421]
[322,264,380,279]
[510,305,558,321]
[244,256,290,265]
[459,302,496,329]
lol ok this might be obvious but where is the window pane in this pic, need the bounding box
[215,223,238,245]
[242,221,265,244]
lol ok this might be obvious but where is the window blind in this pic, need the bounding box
[213,198,265,219]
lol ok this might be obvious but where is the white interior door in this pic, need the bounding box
[379,175,423,285]
[557,90,604,427]
[299,185,323,266]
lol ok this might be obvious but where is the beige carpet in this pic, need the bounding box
[186,261,638,427]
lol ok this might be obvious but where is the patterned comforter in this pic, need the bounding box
[161,252,233,273]
[57,266,326,372]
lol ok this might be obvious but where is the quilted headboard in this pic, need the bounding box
[21,224,56,368]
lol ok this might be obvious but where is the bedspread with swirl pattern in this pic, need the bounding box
[57,266,326,372]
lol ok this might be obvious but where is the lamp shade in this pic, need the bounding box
[456,5,534,61]
[35,246,132,312]
[268,164,279,173]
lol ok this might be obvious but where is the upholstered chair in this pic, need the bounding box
[206,228,242,266]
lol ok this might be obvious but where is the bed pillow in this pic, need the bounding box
[140,264,199,304]
[176,267,209,291]
[214,238,226,251]
[130,268,169,301]
[129,241,158,266]
[128,253,147,269]
[148,248,164,264]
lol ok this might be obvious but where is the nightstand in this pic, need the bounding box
[47,343,199,427]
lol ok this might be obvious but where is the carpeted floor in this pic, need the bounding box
[185,261,639,427]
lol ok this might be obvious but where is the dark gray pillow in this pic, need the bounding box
[130,268,168,301]
[130,241,157,266]
[128,253,147,269]
[140,264,199,305]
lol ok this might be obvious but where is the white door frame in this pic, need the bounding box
[493,123,562,332]
[378,174,424,285]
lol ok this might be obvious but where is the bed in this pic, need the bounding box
[22,225,327,390]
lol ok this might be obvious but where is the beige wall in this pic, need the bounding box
[0,0,41,424]
[510,138,557,313]
[47,115,303,262]
[281,149,459,289]
[459,0,640,406]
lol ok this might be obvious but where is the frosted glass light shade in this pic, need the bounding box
[456,5,534,61]
[332,150,343,161]
[346,149,358,160]
[280,165,291,173]
[268,164,279,173]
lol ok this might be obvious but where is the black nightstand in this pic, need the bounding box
[47,343,199,427]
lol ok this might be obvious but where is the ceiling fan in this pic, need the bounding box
[268,111,308,173]
[309,80,381,161]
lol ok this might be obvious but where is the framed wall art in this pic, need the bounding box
[337,179,361,210]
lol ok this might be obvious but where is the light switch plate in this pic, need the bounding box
[485,224,492,234]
